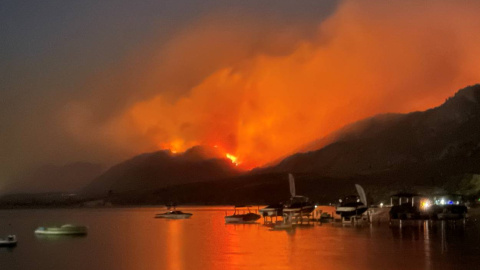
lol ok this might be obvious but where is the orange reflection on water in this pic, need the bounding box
[103,207,460,270]
[221,221,292,269]
[11,207,472,270]
[165,220,184,270]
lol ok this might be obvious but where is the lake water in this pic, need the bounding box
[1,206,480,270]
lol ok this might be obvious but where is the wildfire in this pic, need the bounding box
[225,153,239,166]
[69,0,480,173]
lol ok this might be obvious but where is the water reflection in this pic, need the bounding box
[388,219,479,270]
[165,220,184,270]
[35,234,87,241]
[1,208,480,270]
[0,246,16,253]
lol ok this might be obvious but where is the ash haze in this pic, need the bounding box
[1,0,480,193]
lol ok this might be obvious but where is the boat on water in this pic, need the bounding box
[0,235,17,247]
[34,224,88,235]
[389,193,430,221]
[430,194,468,220]
[319,212,334,223]
[283,196,315,215]
[155,204,193,219]
[225,206,261,224]
[336,184,369,223]
[155,210,193,219]
[336,195,368,217]
[259,203,284,217]
[282,174,315,215]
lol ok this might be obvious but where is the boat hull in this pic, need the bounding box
[35,225,87,235]
[437,213,466,220]
[0,240,17,247]
[432,205,468,220]
[336,206,368,218]
[225,213,261,224]
[283,205,315,215]
[389,205,430,220]
[155,213,192,219]
[259,208,283,217]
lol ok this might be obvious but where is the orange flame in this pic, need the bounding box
[225,153,239,166]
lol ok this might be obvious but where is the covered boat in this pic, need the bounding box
[283,196,315,215]
[336,195,368,218]
[282,174,315,215]
[225,206,261,224]
[35,224,88,235]
[0,235,17,247]
[336,184,369,223]
[155,210,193,219]
[389,193,430,220]
[430,194,468,220]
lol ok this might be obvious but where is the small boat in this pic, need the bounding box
[430,194,468,220]
[389,192,432,222]
[319,212,334,223]
[283,196,315,215]
[389,193,428,220]
[436,205,468,220]
[155,210,193,219]
[225,206,261,224]
[34,224,88,235]
[0,235,17,247]
[336,195,368,217]
[282,174,315,215]
[336,184,369,223]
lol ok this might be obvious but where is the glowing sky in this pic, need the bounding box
[1,0,480,191]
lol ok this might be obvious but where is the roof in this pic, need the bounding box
[391,192,422,197]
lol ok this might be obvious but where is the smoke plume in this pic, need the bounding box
[65,0,480,170]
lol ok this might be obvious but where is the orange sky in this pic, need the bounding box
[66,0,480,170]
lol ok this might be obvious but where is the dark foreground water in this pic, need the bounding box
[1,207,480,270]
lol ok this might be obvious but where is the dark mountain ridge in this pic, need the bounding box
[84,84,480,205]
[82,146,241,197]
[267,85,480,177]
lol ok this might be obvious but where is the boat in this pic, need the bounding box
[0,235,17,247]
[283,196,315,215]
[34,224,88,235]
[430,194,468,220]
[155,204,193,219]
[336,184,369,223]
[155,210,193,219]
[389,193,430,221]
[319,212,334,223]
[259,203,284,217]
[282,174,315,215]
[224,206,261,224]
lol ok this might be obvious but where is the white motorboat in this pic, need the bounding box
[155,210,193,219]
[35,224,88,235]
[0,235,17,247]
